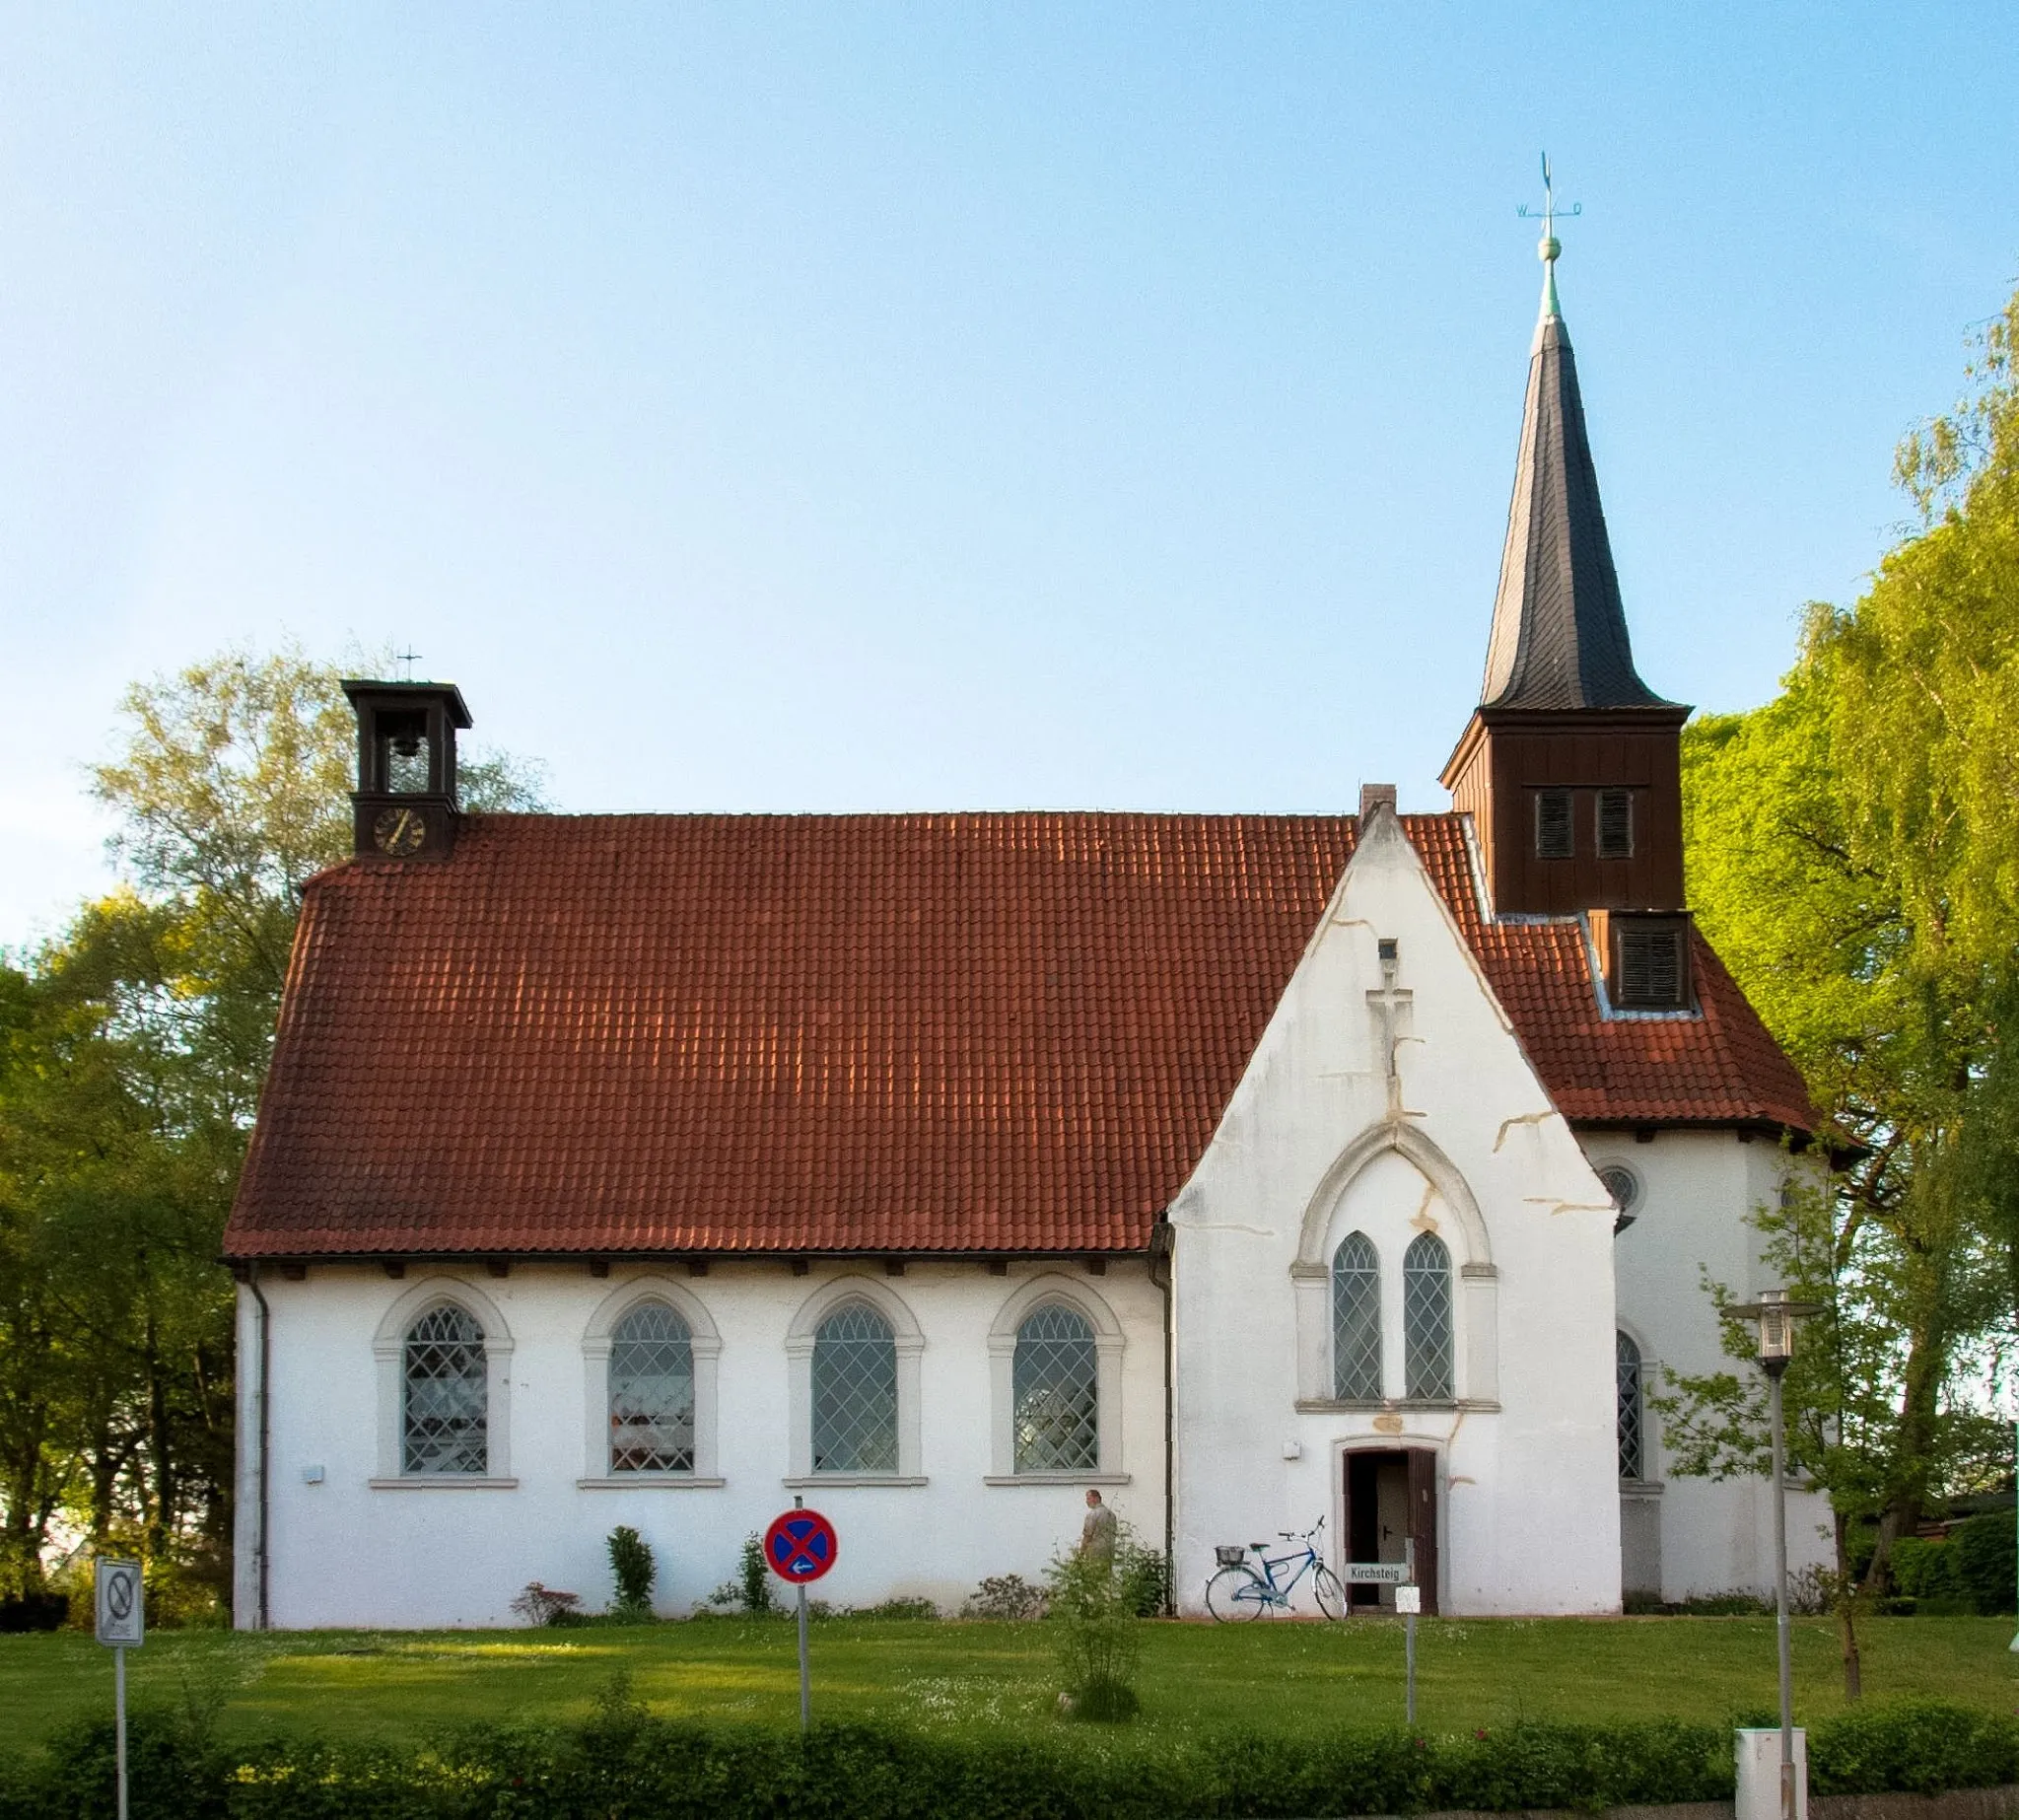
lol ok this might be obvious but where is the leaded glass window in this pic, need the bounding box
[1402,1232,1453,1401]
[403,1304,487,1474]
[1013,1303,1097,1471]
[811,1303,898,1473]
[1331,1231,1381,1400]
[608,1301,695,1472]
[1617,1331,1644,1480]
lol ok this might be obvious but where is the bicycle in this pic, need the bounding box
[1205,1518,1346,1621]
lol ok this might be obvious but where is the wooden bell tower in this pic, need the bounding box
[342,678,472,864]
[1441,214,1694,1009]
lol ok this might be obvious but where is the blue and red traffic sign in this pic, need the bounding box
[764,1508,838,1583]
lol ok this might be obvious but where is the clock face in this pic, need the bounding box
[373,805,428,856]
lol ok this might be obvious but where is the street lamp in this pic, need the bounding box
[1728,1289,1823,1820]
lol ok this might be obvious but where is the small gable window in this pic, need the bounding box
[1331,1231,1382,1400]
[403,1304,487,1475]
[1617,1331,1645,1481]
[1402,1232,1454,1401]
[1596,789,1634,860]
[1534,790,1574,859]
[811,1303,898,1474]
[607,1302,695,1473]
[1012,1304,1098,1472]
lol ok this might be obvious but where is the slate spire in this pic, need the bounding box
[1477,222,1671,710]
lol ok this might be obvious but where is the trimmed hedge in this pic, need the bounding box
[1891,1517,2018,1616]
[0,1701,2011,1819]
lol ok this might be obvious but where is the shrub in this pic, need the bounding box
[607,1525,657,1619]
[739,1531,775,1615]
[1045,1545,1142,1722]
[4,1704,2014,1817]
[853,1596,939,1621]
[0,1593,67,1633]
[1115,1528,1170,1618]
[1811,1699,2019,1794]
[709,1531,779,1615]
[1951,1512,2016,1615]
[961,1572,1047,1620]
[512,1580,585,1626]
[1888,1535,1959,1601]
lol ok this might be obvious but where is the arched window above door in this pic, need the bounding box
[1402,1232,1454,1402]
[1331,1232,1382,1401]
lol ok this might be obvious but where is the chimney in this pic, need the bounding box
[1358,784,1398,822]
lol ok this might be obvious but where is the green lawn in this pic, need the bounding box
[1,1615,2011,1754]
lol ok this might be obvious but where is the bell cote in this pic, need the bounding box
[1439,223,1694,1006]
[341,678,472,863]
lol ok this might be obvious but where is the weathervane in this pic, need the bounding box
[1516,152,1580,318]
[395,649,421,680]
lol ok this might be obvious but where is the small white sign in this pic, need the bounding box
[1395,1583,1422,1615]
[1340,1561,1410,1585]
[95,1558,144,1647]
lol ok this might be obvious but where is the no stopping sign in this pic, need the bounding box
[764,1508,838,1583]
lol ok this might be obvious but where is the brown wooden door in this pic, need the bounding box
[1406,1447,1439,1615]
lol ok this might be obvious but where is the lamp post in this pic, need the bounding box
[1729,1289,1822,1820]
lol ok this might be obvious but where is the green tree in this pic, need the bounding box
[1666,288,2019,1691]
[0,648,546,1611]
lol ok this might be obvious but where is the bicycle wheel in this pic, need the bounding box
[1206,1566,1269,1622]
[1312,1565,1347,1621]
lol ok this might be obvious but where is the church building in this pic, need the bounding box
[226,236,1832,1628]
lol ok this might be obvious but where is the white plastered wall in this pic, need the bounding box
[1167,810,1622,1617]
[1596,1130,1835,1600]
[235,1259,1163,1630]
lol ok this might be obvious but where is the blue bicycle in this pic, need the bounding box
[1205,1518,1346,1621]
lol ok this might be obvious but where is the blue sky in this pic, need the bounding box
[4,4,2016,944]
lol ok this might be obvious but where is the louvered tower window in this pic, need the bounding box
[607,1301,695,1472]
[1534,790,1574,859]
[1596,789,1634,859]
[1617,923,1687,1008]
[811,1303,898,1473]
[1617,1331,1645,1480]
[1012,1304,1098,1471]
[403,1304,487,1474]
[1402,1232,1454,1401]
[1331,1231,1382,1400]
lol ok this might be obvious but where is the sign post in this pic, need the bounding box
[763,1500,838,1733]
[1342,1548,1420,1723]
[1398,1537,1420,1726]
[95,1557,144,1820]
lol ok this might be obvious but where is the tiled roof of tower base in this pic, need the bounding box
[223,812,1817,1261]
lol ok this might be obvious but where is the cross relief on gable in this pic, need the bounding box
[1364,980,1415,1116]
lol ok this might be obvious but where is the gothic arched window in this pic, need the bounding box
[403,1303,487,1474]
[1012,1303,1098,1471]
[608,1301,695,1472]
[1402,1232,1454,1401]
[811,1303,898,1473]
[1617,1331,1645,1481]
[1331,1231,1382,1400]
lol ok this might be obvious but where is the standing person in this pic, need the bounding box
[1079,1488,1118,1574]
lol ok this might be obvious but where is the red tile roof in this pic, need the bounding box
[223,813,1816,1260]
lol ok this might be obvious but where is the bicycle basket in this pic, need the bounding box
[1214,1545,1248,1568]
